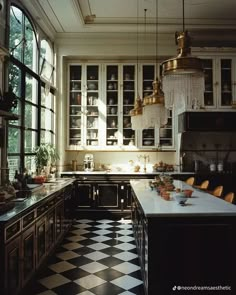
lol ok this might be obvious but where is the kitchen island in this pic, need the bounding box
[131,179,236,295]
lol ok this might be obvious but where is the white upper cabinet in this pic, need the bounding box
[67,61,174,151]
[202,56,236,109]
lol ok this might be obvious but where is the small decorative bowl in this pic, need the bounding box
[183,189,193,198]
[174,192,188,205]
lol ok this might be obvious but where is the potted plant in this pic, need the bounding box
[34,143,60,176]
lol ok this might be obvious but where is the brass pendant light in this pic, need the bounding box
[142,1,168,130]
[161,0,205,112]
[161,0,203,75]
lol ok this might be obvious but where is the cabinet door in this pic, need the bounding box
[106,64,120,146]
[46,209,55,253]
[122,64,136,146]
[69,64,83,146]
[5,236,21,295]
[36,217,47,266]
[96,183,120,209]
[203,57,233,109]
[22,225,35,286]
[76,182,93,208]
[55,201,64,241]
[219,59,233,107]
[85,64,101,146]
[120,183,132,211]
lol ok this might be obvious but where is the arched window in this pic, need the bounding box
[7,4,56,179]
[9,5,38,72]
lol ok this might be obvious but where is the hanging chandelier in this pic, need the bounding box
[161,0,205,113]
[142,1,168,130]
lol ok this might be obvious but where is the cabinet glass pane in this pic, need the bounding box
[203,59,214,106]
[69,65,82,146]
[106,65,119,146]
[86,65,99,146]
[142,129,155,146]
[220,59,232,106]
[123,65,135,146]
[160,110,173,147]
[142,65,156,147]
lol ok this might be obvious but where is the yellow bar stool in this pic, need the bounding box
[195,180,209,190]
[185,177,195,186]
[224,192,235,204]
[211,185,223,198]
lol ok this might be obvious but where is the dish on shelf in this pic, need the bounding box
[143,140,153,146]
[87,82,97,90]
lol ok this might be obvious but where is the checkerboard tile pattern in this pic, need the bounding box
[31,219,144,295]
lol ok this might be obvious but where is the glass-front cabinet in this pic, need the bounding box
[202,57,235,109]
[67,62,174,150]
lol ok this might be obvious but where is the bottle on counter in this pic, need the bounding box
[217,161,223,172]
[209,161,216,172]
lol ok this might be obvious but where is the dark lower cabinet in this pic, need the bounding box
[75,178,132,213]
[22,226,35,286]
[96,183,119,209]
[36,217,47,267]
[5,236,21,295]
[0,182,74,295]
[76,183,93,208]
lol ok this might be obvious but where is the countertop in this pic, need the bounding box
[130,179,236,217]
[61,171,194,175]
[0,178,74,223]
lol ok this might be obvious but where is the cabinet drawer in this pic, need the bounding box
[22,210,36,229]
[5,220,21,243]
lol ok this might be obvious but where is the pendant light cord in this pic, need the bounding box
[156,0,158,77]
[136,0,139,95]
[182,0,185,31]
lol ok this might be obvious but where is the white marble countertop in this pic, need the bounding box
[130,179,236,217]
[61,171,194,175]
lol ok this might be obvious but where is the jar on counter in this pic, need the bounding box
[210,162,216,172]
[217,161,223,172]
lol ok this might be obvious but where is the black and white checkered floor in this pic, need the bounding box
[31,219,145,295]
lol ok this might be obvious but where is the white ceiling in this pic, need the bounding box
[20,0,236,40]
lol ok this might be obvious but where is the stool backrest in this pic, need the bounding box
[212,186,223,198]
[186,177,195,186]
[224,192,235,204]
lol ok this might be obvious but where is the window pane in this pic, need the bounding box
[25,155,36,174]
[40,131,52,144]
[26,74,38,104]
[10,6,23,61]
[24,130,37,153]
[25,103,38,129]
[24,17,37,71]
[8,156,20,181]
[9,63,21,97]
[40,39,54,81]
[41,108,52,130]
[8,128,20,153]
